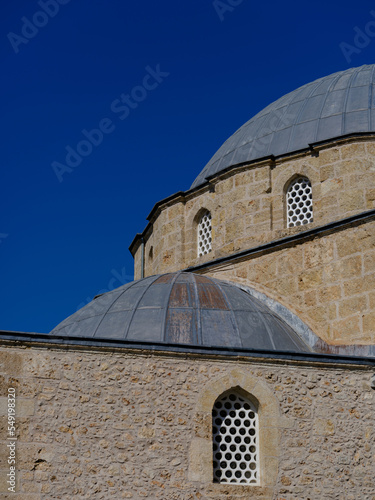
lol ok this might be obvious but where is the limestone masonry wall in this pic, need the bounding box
[0,345,374,499]
[134,139,375,278]
[131,138,375,347]
[207,221,375,346]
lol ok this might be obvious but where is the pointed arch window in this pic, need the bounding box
[198,211,212,257]
[212,391,259,484]
[286,176,313,228]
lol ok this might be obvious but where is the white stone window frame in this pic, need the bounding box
[212,391,259,485]
[286,176,313,228]
[197,211,212,257]
[189,370,290,494]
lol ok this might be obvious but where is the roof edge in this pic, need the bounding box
[184,208,375,272]
[0,331,374,366]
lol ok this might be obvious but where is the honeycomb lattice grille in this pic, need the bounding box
[286,177,313,228]
[198,212,212,256]
[212,393,258,484]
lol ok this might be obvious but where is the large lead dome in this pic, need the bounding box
[51,272,310,353]
[191,64,375,188]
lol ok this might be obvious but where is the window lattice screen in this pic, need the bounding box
[212,392,258,484]
[286,177,313,228]
[198,212,212,256]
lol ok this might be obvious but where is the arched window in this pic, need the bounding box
[212,391,259,485]
[197,211,212,257]
[286,176,313,228]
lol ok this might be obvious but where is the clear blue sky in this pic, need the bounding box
[0,0,374,333]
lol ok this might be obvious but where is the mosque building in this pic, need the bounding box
[1,64,375,499]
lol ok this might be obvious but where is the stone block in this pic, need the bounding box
[250,180,270,196]
[188,438,211,482]
[234,170,252,187]
[253,167,269,183]
[341,143,366,158]
[254,257,277,279]
[215,177,233,195]
[253,210,270,225]
[343,273,375,296]
[232,201,248,217]
[223,186,246,205]
[332,315,361,342]
[161,220,176,237]
[364,250,375,274]
[260,426,279,456]
[310,304,337,324]
[317,285,341,303]
[225,219,245,243]
[235,265,248,279]
[313,418,335,436]
[0,398,34,418]
[167,203,183,221]
[0,353,22,377]
[273,276,298,296]
[365,189,375,210]
[298,269,324,291]
[335,235,360,258]
[277,248,303,275]
[368,290,375,309]
[325,256,362,283]
[320,165,335,182]
[338,295,367,319]
[304,289,318,308]
[214,242,234,258]
[321,178,343,196]
[338,190,364,213]
[362,311,375,335]
[318,147,341,166]
[304,240,334,269]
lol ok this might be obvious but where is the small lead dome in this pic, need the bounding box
[191,64,375,188]
[51,272,310,353]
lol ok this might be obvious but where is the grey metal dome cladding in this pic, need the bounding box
[191,64,375,188]
[51,272,311,353]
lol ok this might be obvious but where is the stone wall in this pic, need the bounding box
[132,138,375,277]
[0,344,374,499]
[130,137,375,347]
[206,220,375,346]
